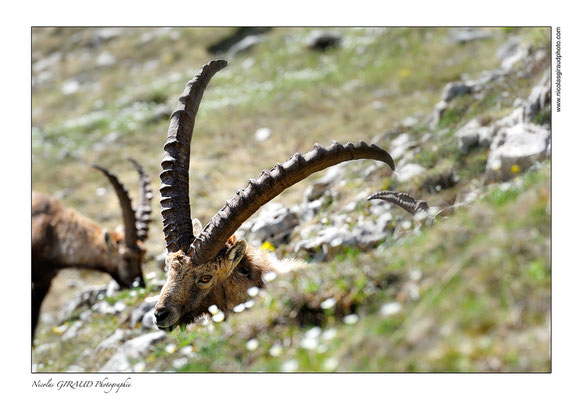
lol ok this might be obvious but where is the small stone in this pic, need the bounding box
[254,127,272,142]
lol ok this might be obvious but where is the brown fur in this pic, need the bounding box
[154,219,304,330]
[31,192,146,340]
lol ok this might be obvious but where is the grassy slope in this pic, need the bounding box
[31,27,550,372]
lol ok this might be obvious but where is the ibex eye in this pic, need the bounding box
[199,275,212,283]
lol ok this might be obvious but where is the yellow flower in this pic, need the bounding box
[399,68,412,78]
[261,241,276,252]
[511,164,521,174]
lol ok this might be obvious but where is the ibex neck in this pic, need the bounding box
[54,207,122,273]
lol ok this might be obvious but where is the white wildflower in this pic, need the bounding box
[145,271,157,280]
[380,302,402,316]
[269,344,282,357]
[212,311,225,322]
[180,345,193,355]
[172,358,188,369]
[247,287,260,297]
[322,328,337,341]
[323,357,338,371]
[320,298,336,310]
[409,269,422,281]
[245,300,255,308]
[305,327,322,339]
[208,304,219,315]
[165,343,177,354]
[281,359,298,372]
[262,271,277,283]
[133,361,146,372]
[233,303,246,313]
[316,344,328,353]
[343,314,359,325]
[300,337,318,350]
[246,338,259,351]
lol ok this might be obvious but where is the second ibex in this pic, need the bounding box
[153,60,397,331]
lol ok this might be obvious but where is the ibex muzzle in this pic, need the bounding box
[154,60,396,330]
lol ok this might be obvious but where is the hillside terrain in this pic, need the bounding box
[32,27,550,372]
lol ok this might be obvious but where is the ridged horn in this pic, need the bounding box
[160,59,228,253]
[367,191,429,215]
[128,158,153,242]
[189,141,395,265]
[92,164,139,249]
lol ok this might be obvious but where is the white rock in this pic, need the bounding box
[486,123,550,182]
[395,163,426,183]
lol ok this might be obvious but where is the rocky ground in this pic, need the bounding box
[32,27,550,372]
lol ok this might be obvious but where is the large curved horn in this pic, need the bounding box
[189,141,395,265]
[160,59,228,253]
[92,164,139,249]
[367,191,429,215]
[128,158,153,242]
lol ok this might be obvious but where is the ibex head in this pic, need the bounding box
[93,158,153,288]
[153,60,395,330]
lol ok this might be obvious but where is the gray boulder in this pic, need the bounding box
[441,81,473,102]
[100,331,166,372]
[486,123,550,182]
[524,72,550,121]
[59,284,108,322]
[449,28,493,44]
[246,202,300,246]
[304,165,345,201]
[96,329,126,353]
[497,38,529,71]
[305,31,342,51]
[456,118,496,153]
[129,296,159,328]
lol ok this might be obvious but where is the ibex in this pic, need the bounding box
[153,60,399,331]
[32,159,152,339]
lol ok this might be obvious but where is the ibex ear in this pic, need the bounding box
[224,239,247,277]
[192,218,203,236]
[103,230,113,251]
[226,234,237,246]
